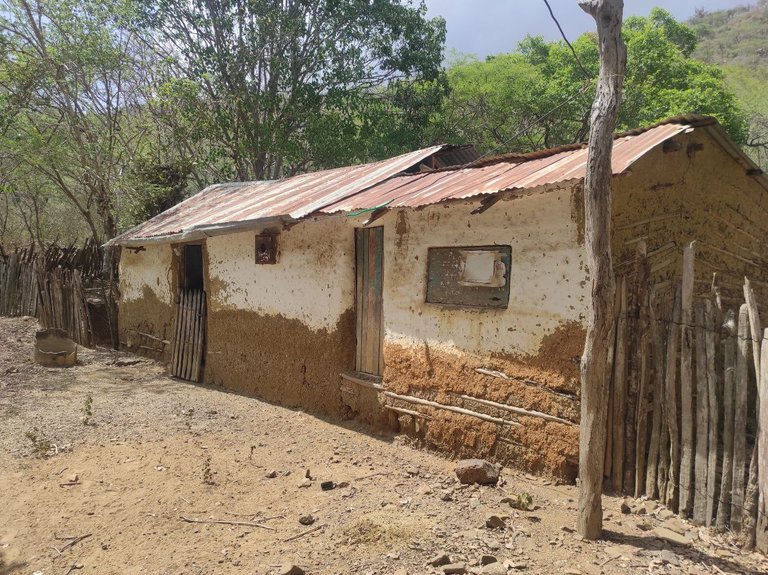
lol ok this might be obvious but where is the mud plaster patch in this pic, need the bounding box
[380,322,585,480]
[119,285,174,360]
[204,308,355,416]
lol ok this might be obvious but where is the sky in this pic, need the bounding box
[422,0,752,59]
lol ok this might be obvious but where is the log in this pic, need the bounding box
[634,319,651,497]
[679,242,695,518]
[705,300,720,526]
[458,394,576,426]
[715,332,736,531]
[732,304,750,532]
[665,283,682,510]
[577,0,626,540]
[692,302,709,525]
[743,277,762,381]
[382,391,520,427]
[742,442,759,550]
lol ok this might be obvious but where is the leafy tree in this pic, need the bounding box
[432,8,747,155]
[137,0,447,180]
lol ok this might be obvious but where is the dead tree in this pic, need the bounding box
[577,0,627,540]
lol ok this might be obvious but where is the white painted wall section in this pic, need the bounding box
[206,216,357,332]
[381,185,589,357]
[119,244,173,302]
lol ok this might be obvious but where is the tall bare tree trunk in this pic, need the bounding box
[577,0,627,540]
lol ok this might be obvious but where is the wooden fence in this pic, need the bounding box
[608,241,766,550]
[0,240,110,347]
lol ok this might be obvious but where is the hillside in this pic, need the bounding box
[689,1,768,165]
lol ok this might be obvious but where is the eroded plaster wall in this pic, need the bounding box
[370,186,590,480]
[118,244,175,358]
[203,216,357,415]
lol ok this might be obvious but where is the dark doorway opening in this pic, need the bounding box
[183,244,204,291]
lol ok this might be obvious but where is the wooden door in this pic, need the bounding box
[170,244,206,382]
[355,227,384,375]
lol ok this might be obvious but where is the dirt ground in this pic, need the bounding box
[1,317,766,575]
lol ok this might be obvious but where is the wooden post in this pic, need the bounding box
[645,290,666,498]
[693,302,709,525]
[665,283,682,510]
[612,276,628,492]
[716,328,736,531]
[679,242,695,518]
[756,328,768,552]
[577,0,626,540]
[705,300,719,526]
[732,304,750,532]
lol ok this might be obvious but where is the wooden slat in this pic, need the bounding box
[693,302,709,525]
[645,291,666,498]
[757,328,768,552]
[732,304,750,532]
[611,276,627,492]
[192,292,206,382]
[355,230,364,371]
[665,283,682,510]
[679,242,695,517]
[716,330,737,531]
[705,300,719,526]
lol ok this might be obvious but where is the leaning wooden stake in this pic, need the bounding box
[693,302,709,525]
[715,328,736,531]
[756,327,768,552]
[665,283,682,510]
[704,300,719,527]
[732,305,750,532]
[576,0,626,540]
[679,242,695,518]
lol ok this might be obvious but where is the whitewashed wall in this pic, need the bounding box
[379,184,589,357]
[119,244,173,303]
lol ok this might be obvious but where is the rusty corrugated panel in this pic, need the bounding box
[111,145,446,244]
[323,122,693,212]
[111,116,713,246]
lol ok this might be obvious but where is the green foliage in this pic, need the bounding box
[122,159,191,228]
[138,0,447,180]
[432,8,747,154]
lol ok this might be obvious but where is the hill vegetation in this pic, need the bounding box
[689,1,768,165]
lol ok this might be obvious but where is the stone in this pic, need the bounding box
[442,563,467,574]
[428,553,452,567]
[298,478,312,488]
[660,518,686,535]
[480,555,498,565]
[620,500,632,514]
[486,515,507,529]
[480,562,506,575]
[643,500,658,513]
[393,569,409,575]
[454,459,500,486]
[298,514,315,526]
[657,508,675,520]
[653,526,692,546]
[278,565,305,575]
[658,550,680,566]
[266,470,278,478]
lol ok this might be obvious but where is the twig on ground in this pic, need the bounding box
[65,561,84,574]
[55,533,91,554]
[355,471,391,481]
[180,516,276,531]
[283,525,324,542]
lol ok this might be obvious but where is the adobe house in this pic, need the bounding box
[109,115,768,480]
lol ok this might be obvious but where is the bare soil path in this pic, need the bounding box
[1,317,765,575]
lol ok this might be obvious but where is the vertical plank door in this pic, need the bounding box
[355,227,384,376]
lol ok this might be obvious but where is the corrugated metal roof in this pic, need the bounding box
[323,121,695,212]
[111,145,447,244]
[112,115,737,246]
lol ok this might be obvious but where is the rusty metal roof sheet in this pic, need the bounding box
[111,145,447,244]
[113,115,740,246]
[323,121,698,212]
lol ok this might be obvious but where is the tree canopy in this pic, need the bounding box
[432,8,747,155]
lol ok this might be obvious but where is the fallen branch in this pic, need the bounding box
[459,394,576,426]
[180,516,275,531]
[56,533,91,554]
[283,524,324,542]
[355,471,392,481]
[383,391,520,427]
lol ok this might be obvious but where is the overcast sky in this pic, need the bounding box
[423,0,752,59]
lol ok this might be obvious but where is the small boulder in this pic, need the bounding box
[485,515,507,529]
[481,555,498,565]
[278,565,305,575]
[454,459,500,486]
[480,563,506,575]
[442,563,467,575]
[428,553,451,567]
